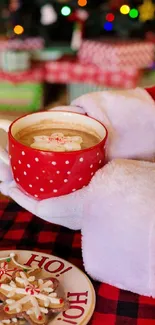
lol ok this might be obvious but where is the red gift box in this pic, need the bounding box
[45,59,140,89]
[78,39,155,69]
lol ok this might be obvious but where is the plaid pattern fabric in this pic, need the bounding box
[1,198,155,325]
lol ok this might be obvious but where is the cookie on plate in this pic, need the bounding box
[0,270,69,325]
[0,304,25,325]
[0,253,39,284]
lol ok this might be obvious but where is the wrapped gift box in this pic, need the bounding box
[0,66,44,112]
[45,59,141,89]
[1,50,30,72]
[78,40,155,69]
[67,83,108,102]
[0,38,45,70]
[0,37,44,51]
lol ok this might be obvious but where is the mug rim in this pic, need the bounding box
[9,110,108,155]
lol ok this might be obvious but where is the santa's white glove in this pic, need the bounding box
[0,87,155,231]
[0,166,85,230]
[71,87,155,161]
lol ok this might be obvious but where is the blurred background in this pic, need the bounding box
[0,0,154,121]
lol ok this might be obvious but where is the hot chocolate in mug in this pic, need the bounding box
[0,111,107,200]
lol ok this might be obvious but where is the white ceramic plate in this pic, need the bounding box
[0,250,96,325]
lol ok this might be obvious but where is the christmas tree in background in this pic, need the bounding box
[0,0,155,44]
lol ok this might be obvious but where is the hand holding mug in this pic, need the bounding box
[0,109,107,230]
[0,86,155,230]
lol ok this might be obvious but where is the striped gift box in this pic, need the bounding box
[0,82,43,112]
[0,66,44,112]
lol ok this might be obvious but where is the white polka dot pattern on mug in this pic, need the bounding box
[11,144,105,200]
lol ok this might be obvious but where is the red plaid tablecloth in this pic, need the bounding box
[1,198,155,325]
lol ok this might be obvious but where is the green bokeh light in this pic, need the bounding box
[129,8,139,18]
[61,6,71,16]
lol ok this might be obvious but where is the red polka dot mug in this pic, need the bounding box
[0,111,108,200]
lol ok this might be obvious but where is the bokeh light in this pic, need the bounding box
[78,0,87,6]
[9,0,20,12]
[106,13,115,22]
[120,5,130,14]
[104,22,113,31]
[129,8,139,18]
[13,25,24,35]
[61,6,71,16]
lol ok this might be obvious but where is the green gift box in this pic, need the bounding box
[0,82,43,112]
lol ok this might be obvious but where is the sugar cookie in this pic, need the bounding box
[0,270,69,325]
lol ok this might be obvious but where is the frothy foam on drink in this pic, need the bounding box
[30,133,83,152]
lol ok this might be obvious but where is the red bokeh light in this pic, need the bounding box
[106,13,115,22]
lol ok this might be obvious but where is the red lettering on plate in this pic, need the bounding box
[59,267,73,275]
[63,306,84,319]
[62,292,88,321]
[67,291,88,305]
[24,254,73,276]
[44,260,64,273]
[24,254,49,268]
